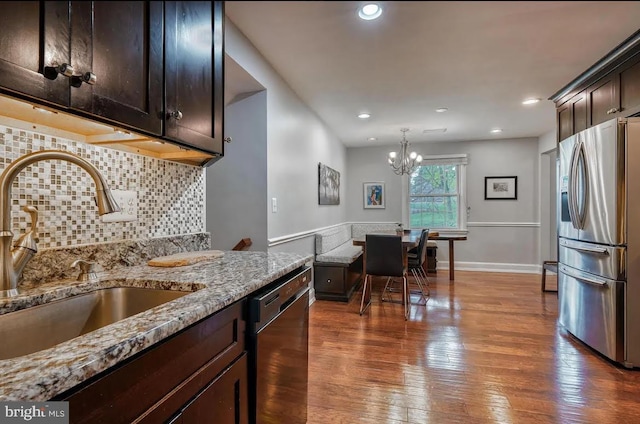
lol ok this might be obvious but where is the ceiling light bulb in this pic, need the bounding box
[435,107,448,113]
[358,113,371,119]
[409,152,417,160]
[389,151,397,159]
[522,98,541,105]
[416,155,423,162]
[358,3,382,20]
[491,128,503,133]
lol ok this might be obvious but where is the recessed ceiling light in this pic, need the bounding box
[522,98,541,105]
[491,128,503,133]
[435,107,448,113]
[367,137,377,141]
[358,113,371,119]
[423,128,447,133]
[358,3,382,20]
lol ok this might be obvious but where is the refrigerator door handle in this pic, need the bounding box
[560,264,608,286]
[575,141,589,229]
[567,140,580,229]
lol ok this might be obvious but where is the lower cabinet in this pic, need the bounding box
[55,299,247,424]
[171,354,247,424]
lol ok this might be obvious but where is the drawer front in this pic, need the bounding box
[559,238,625,280]
[314,266,345,294]
[558,264,624,362]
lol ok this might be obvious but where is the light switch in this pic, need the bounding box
[101,189,138,223]
[272,197,278,213]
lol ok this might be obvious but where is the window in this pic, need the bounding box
[406,154,468,232]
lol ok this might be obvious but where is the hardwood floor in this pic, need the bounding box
[308,271,640,423]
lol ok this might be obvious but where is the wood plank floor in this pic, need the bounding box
[307,271,640,424]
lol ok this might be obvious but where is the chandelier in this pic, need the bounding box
[388,128,422,175]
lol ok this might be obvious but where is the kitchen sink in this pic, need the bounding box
[0,287,192,360]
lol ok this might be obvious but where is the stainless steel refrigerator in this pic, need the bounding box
[558,117,640,368]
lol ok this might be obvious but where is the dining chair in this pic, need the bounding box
[384,228,429,306]
[359,234,409,320]
[407,229,430,303]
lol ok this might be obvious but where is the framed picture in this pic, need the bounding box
[484,176,517,200]
[363,182,385,209]
[318,163,340,205]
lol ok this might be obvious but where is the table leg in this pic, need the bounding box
[449,239,455,281]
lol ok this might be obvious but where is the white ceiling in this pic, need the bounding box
[225,1,640,148]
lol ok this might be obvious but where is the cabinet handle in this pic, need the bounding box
[170,110,183,120]
[606,107,619,115]
[44,63,75,80]
[81,72,97,85]
[56,63,75,78]
[71,72,97,88]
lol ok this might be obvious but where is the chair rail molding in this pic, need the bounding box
[268,221,401,247]
[467,221,540,227]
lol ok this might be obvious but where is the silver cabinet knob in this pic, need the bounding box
[606,107,619,115]
[56,63,74,78]
[171,110,183,120]
[81,72,97,85]
[71,71,97,88]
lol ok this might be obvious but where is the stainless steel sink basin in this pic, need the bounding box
[0,287,191,360]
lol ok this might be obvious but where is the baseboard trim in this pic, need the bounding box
[438,261,543,274]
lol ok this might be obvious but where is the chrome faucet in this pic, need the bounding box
[0,150,120,298]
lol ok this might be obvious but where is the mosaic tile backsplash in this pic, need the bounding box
[0,125,206,248]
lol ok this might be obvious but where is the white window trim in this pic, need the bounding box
[402,154,469,235]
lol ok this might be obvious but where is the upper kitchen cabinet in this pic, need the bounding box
[0,1,70,106]
[70,1,164,135]
[164,1,225,160]
[551,29,640,142]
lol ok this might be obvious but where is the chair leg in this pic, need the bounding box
[409,268,429,305]
[359,275,372,315]
[403,276,409,320]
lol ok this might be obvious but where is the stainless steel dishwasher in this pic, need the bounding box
[247,266,311,424]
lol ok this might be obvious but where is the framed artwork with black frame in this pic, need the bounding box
[484,176,517,200]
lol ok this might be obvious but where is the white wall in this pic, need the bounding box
[347,137,541,271]
[538,130,558,262]
[225,19,347,256]
[206,90,268,251]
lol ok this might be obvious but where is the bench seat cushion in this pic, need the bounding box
[315,243,363,264]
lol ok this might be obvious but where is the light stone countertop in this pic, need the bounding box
[0,250,313,401]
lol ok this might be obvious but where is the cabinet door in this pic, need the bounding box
[70,1,163,134]
[0,1,70,106]
[165,1,225,157]
[587,75,620,126]
[620,55,640,116]
[180,354,248,424]
[557,102,572,142]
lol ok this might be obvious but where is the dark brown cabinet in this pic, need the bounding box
[587,74,619,127]
[0,1,225,163]
[70,1,164,135]
[174,354,248,424]
[552,30,640,143]
[0,1,70,106]
[56,299,247,424]
[164,1,225,159]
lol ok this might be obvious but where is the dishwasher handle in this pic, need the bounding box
[250,267,311,330]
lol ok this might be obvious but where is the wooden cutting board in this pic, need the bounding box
[148,250,225,267]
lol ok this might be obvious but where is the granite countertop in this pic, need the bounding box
[0,250,313,401]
